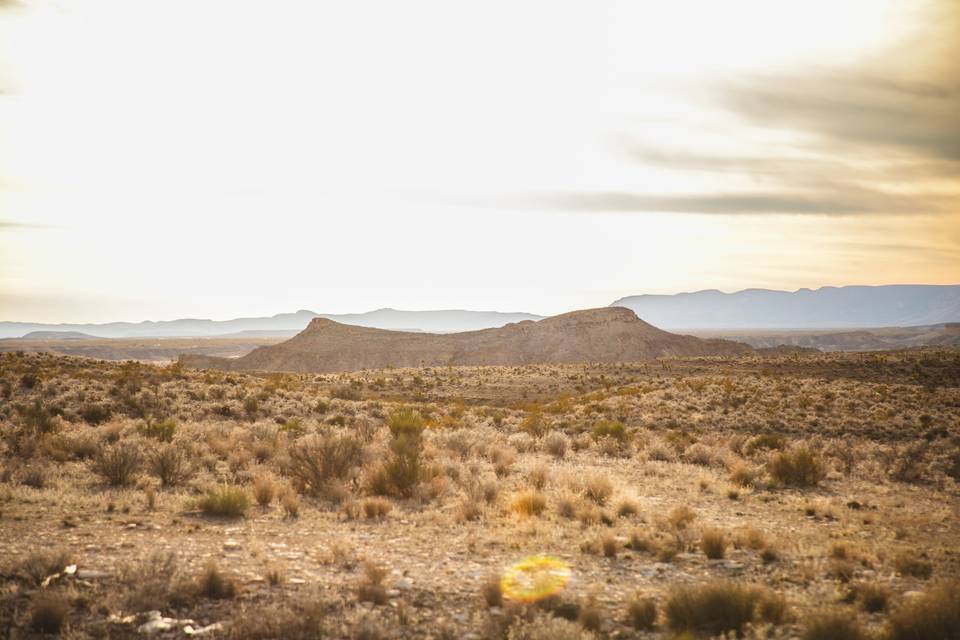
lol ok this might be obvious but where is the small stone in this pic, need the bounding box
[223,540,241,551]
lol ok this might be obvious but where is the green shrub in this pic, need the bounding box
[768,446,824,487]
[142,417,176,442]
[387,407,425,439]
[199,485,250,518]
[592,420,627,443]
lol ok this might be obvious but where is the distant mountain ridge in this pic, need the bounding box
[179,307,752,373]
[0,308,544,339]
[612,285,960,330]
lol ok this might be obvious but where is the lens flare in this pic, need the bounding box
[500,555,571,603]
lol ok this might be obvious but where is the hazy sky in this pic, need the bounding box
[1,0,958,322]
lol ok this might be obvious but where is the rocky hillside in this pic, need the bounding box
[179,307,753,373]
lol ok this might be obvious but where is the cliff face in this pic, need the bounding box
[179,307,753,373]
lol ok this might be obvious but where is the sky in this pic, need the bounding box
[0,0,958,322]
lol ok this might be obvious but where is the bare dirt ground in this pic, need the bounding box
[1,350,958,639]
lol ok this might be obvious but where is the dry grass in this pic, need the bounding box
[887,580,960,640]
[801,611,867,640]
[511,490,547,517]
[198,485,250,518]
[1,350,958,639]
[29,592,69,633]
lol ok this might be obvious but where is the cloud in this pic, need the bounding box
[511,0,959,217]
[504,188,953,216]
[717,73,960,164]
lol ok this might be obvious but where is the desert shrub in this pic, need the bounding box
[226,601,326,640]
[894,552,933,579]
[357,562,388,605]
[387,407,425,438]
[19,463,51,488]
[616,499,639,518]
[199,485,250,518]
[20,399,58,436]
[664,582,783,635]
[668,505,696,529]
[729,463,757,487]
[745,433,785,454]
[281,490,301,518]
[506,614,593,640]
[94,441,142,486]
[887,580,960,640]
[584,475,613,505]
[511,490,547,517]
[890,442,928,483]
[141,417,177,442]
[700,528,727,559]
[253,474,276,507]
[768,446,824,487]
[527,464,549,490]
[684,443,716,466]
[578,598,603,632]
[592,420,627,443]
[17,549,73,585]
[544,432,569,459]
[482,574,503,607]
[148,443,192,487]
[519,411,548,438]
[601,534,618,557]
[801,611,866,640]
[286,432,364,496]
[331,384,361,401]
[361,497,392,519]
[243,395,259,418]
[490,446,516,477]
[197,561,237,599]
[29,592,69,634]
[855,582,889,613]
[79,403,112,425]
[626,595,656,630]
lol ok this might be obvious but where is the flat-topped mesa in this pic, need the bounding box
[179,306,753,373]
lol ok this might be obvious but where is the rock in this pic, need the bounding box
[394,578,413,591]
[184,623,223,636]
[223,539,241,551]
[77,569,110,580]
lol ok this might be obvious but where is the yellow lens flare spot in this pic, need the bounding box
[500,555,572,603]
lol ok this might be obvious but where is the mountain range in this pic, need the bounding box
[3,285,959,339]
[179,307,752,373]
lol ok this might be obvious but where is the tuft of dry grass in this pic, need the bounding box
[280,490,300,518]
[198,485,250,518]
[894,552,933,579]
[94,442,141,486]
[668,505,696,530]
[615,499,639,518]
[361,496,392,519]
[801,611,866,640]
[700,527,727,559]
[511,490,547,517]
[768,445,824,487]
[855,582,889,613]
[626,595,657,631]
[583,475,613,505]
[197,561,237,599]
[357,562,389,605]
[543,432,568,459]
[252,474,277,507]
[887,580,960,640]
[664,581,783,636]
[29,592,69,633]
[482,574,502,608]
